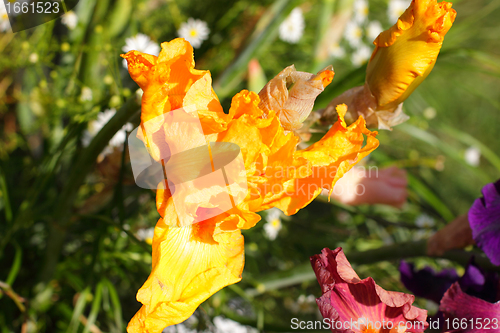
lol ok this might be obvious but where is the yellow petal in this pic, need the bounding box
[366,0,456,110]
[127,213,245,333]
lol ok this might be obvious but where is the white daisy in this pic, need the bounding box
[29,53,38,63]
[287,295,317,314]
[61,11,78,30]
[109,122,133,147]
[80,86,93,102]
[344,21,363,48]
[136,227,155,245]
[122,34,160,68]
[351,44,372,66]
[423,107,437,119]
[388,0,410,23]
[353,0,369,24]
[82,109,134,155]
[329,42,345,59]
[415,214,435,228]
[0,1,11,33]
[366,20,383,41]
[263,208,282,240]
[413,215,434,239]
[213,316,258,333]
[464,146,481,167]
[279,7,305,44]
[177,18,210,49]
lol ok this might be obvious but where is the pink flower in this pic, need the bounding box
[310,247,428,333]
[324,166,408,208]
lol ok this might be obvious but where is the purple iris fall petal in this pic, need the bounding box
[469,179,500,266]
[399,260,459,304]
[440,282,500,333]
[311,248,428,333]
[459,258,500,303]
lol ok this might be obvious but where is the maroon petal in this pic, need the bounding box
[311,247,428,333]
[440,282,500,333]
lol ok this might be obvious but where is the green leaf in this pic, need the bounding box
[440,124,500,174]
[0,168,12,224]
[102,279,123,332]
[66,286,91,333]
[83,282,103,333]
[5,242,22,286]
[105,0,133,38]
[407,174,455,222]
[213,0,297,98]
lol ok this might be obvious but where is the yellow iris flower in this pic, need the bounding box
[322,0,456,129]
[122,38,378,332]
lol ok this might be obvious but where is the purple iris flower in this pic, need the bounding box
[469,179,500,266]
[399,260,458,304]
[459,258,500,303]
[399,259,499,304]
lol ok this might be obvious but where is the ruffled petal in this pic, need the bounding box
[268,105,379,215]
[469,179,500,266]
[311,248,428,333]
[440,282,500,333]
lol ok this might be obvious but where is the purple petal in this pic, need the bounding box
[459,259,500,303]
[469,180,500,266]
[399,260,458,304]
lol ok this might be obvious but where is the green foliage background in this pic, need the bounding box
[0,0,499,332]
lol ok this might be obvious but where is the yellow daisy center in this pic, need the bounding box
[189,29,198,37]
[270,219,281,228]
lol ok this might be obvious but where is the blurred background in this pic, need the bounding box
[0,0,499,331]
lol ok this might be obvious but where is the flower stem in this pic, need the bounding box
[39,97,139,284]
[245,240,498,297]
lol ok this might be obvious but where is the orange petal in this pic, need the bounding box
[265,105,379,214]
[366,0,456,110]
[122,38,228,137]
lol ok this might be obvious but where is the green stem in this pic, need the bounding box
[245,240,498,297]
[213,0,293,99]
[40,98,139,284]
[0,281,26,313]
[310,0,336,73]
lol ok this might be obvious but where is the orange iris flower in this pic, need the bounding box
[322,0,456,129]
[122,38,378,332]
[367,0,456,111]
